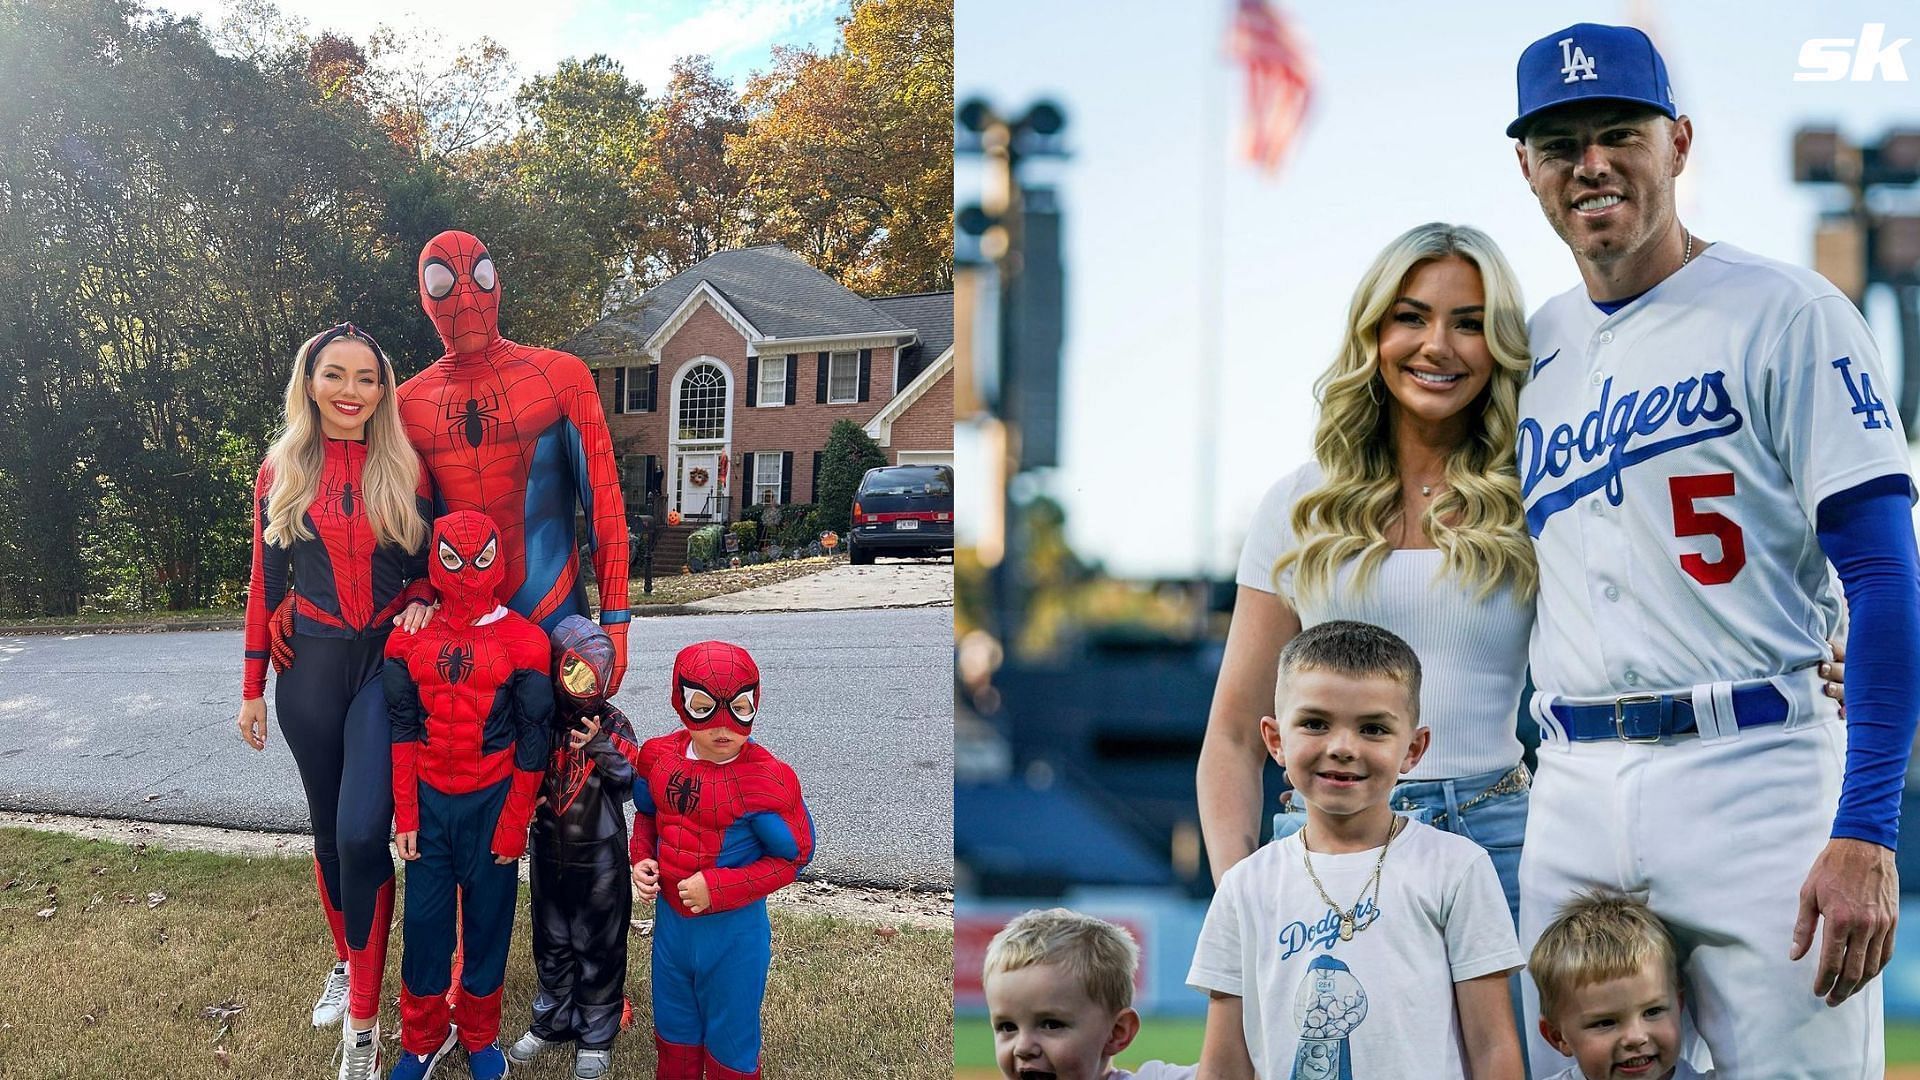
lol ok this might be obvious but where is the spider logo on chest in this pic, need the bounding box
[443,390,505,449]
[665,769,701,815]
[436,643,474,684]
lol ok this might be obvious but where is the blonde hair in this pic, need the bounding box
[1530,890,1679,1020]
[1275,222,1536,603]
[262,327,426,553]
[982,908,1137,1014]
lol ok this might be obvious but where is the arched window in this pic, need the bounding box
[677,363,726,440]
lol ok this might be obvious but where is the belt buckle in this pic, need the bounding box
[1613,694,1663,743]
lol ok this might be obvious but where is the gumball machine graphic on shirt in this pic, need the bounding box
[1290,954,1367,1080]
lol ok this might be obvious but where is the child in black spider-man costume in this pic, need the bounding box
[384,510,552,1080]
[621,641,815,1080]
[506,615,638,1080]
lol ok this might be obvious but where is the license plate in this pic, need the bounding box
[894,519,919,530]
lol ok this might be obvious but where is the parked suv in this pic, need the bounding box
[847,464,954,565]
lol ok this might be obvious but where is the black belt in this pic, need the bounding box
[1549,684,1788,743]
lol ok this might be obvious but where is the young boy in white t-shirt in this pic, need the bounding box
[1529,891,1694,1080]
[985,908,1197,1080]
[1188,620,1525,1079]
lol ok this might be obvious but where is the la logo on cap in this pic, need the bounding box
[1559,36,1598,83]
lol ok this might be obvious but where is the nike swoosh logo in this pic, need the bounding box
[1532,349,1560,376]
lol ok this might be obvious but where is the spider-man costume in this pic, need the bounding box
[524,615,637,1052]
[384,510,552,1057]
[619,642,815,1080]
[242,437,433,1021]
[396,229,631,690]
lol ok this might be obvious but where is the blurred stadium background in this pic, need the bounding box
[954,0,1920,1072]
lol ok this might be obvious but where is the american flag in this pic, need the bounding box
[1226,0,1314,173]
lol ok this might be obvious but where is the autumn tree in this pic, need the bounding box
[635,56,749,284]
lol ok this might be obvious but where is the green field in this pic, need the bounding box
[959,1016,1920,1070]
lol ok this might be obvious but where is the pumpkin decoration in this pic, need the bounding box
[667,509,683,527]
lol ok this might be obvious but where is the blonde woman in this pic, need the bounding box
[234,324,434,1080]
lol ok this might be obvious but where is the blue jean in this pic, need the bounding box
[1273,762,1529,927]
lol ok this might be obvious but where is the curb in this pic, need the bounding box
[0,620,245,636]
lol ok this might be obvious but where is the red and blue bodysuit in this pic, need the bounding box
[243,435,433,1021]
[395,230,631,689]
[384,510,552,1058]
[619,642,815,1080]
[525,615,638,1052]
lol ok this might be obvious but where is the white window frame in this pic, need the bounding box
[828,349,859,404]
[624,364,651,413]
[754,453,783,506]
[756,355,786,408]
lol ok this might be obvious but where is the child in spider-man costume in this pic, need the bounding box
[623,641,815,1080]
[507,615,638,1080]
[396,229,631,690]
[384,510,553,1080]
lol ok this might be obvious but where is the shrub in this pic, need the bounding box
[687,524,725,565]
[815,420,888,534]
[728,520,759,552]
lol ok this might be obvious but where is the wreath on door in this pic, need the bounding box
[688,467,710,487]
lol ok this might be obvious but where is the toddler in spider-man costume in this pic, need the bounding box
[621,641,815,1080]
[507,615,639,1080]
[384,510,552,1080]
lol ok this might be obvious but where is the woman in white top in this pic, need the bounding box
[1197,222,1538,918]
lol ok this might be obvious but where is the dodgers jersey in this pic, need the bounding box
[1519,243,1912,700]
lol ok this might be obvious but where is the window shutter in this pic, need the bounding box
[745,356,759,407]
[780,451,793,505]
[645,365,658,411]
[815,352,829,403]
[858,348,872,403]
[785,353,798,405]
[613,368,627,415]
[811,450,823,502]
[741,452,754,504]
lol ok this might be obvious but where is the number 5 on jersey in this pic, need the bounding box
[1670,473,1746,586]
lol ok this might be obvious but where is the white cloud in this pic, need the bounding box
[603,0,843,88]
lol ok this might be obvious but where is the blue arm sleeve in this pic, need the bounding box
[1815,473,1920,850]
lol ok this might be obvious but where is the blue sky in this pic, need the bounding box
[163,0,847,88]
[958,0,1920,578]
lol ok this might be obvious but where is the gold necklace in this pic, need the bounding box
[1301,815,1405,942]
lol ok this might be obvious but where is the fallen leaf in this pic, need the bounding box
[34,907,55,919]
[118,893,137,905]
[1,877,17,890]
[201,1000,245,1023]
[244,904,265,923]
[213,1047,231,1068]
[155,927,169,944]
[90,866,107,876]
[143,793,162,802]
[875,926,900,942]
[81,1013,96,1026]
[146,891,166,909]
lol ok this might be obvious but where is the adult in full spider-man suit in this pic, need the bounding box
[396,229,631,689]
[519,615,638,1060]
[384,510,552,1073]
[619,641,815,1080]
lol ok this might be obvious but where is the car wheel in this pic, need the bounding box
[850,538,873,565]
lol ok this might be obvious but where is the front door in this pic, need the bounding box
[679,452,719,519]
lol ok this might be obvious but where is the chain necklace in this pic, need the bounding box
[1301,815,1406,942]
[1681,229,1694,267]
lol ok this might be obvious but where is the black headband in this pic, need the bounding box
[305,323,390,380]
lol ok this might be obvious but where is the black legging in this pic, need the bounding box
[277,633,395,950]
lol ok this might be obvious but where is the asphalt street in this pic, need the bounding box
[0,607,953,889]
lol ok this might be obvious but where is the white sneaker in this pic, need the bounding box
[508,1031,554,1066]
[311,961,350,1027]
[335,1021,382,1080]
[573,1048,612,1080]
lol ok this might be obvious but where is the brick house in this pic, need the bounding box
[561,244,954,523]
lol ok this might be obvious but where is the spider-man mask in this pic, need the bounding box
[551,615,613,705]
[672,641,760,737]
[418,230,501,356]
[429,510,505,623]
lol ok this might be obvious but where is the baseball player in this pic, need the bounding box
[1506,23,1918,1078]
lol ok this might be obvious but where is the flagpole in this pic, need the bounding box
[1196,5,1227,581]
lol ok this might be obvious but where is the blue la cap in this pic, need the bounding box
[1507,23,1676,139]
